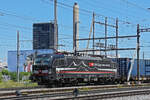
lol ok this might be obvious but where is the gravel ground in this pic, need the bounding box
[102,95,150,100]
[27,95,150,100]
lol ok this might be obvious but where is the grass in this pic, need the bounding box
[0,80,38,88]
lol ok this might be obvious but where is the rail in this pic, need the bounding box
[1,84,150,99]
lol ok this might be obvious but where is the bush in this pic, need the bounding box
[0,80,38,88]
[1,70,31,82]
[20,72,31,76]
[20,72,31,81]
[9,72,17,81]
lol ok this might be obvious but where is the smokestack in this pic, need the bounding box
[73,2,79,52]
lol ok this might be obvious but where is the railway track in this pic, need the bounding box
[0,84,117,98]
[0,85,46,91]
[57,89,150,100]
[1,84,150,100]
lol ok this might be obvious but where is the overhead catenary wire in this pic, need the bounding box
[0,0,147,36]
[81,0,141,20]
[0,0,149,58]
[117,0,150,13]
[0,8,40,22]
[0,21,32,30]
[45,0,142,27]
[81,0,150,27]
[37,1,150,44]
[45,0,147,49]
[0,0,148,30]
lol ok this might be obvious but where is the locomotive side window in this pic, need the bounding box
[59,59,65,66]
[53,58,66,67]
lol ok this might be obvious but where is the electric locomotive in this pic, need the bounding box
[31,53,118,86]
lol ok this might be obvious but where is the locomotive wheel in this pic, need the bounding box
[51,84,56,88]
[47,84,56,88]
[38,82,43,85]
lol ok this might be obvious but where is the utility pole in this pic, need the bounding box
[116,18,118,58]
[105,17,107,57]
[92,12,95,55]
[143,52,144,60]
[86,16,93,52]
[54,0,58,50]
[17,31,20,82]
[143,51,145,77]
[137,24,140,84]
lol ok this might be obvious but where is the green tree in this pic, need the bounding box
[0,72,2,82]
[2,69,9,75]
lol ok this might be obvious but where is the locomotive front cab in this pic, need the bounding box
[32,54,52,83]
[32,54,64,84]
[35,54,53,71]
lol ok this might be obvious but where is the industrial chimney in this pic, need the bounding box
[73,2,79,52]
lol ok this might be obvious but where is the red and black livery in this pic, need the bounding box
[31,53,117,86]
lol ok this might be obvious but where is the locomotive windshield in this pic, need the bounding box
[34,54,52,65]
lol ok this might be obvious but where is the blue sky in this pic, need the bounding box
[0,0,150,61]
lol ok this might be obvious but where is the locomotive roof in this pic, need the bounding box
[64,55,112,62]
[35,54,113,62]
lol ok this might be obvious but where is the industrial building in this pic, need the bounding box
[0,61,7,72]
[33,22,58,50]
[8,49,54,72]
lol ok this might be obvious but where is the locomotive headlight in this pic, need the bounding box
[48,72,51,74]
[48,69,51,74]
